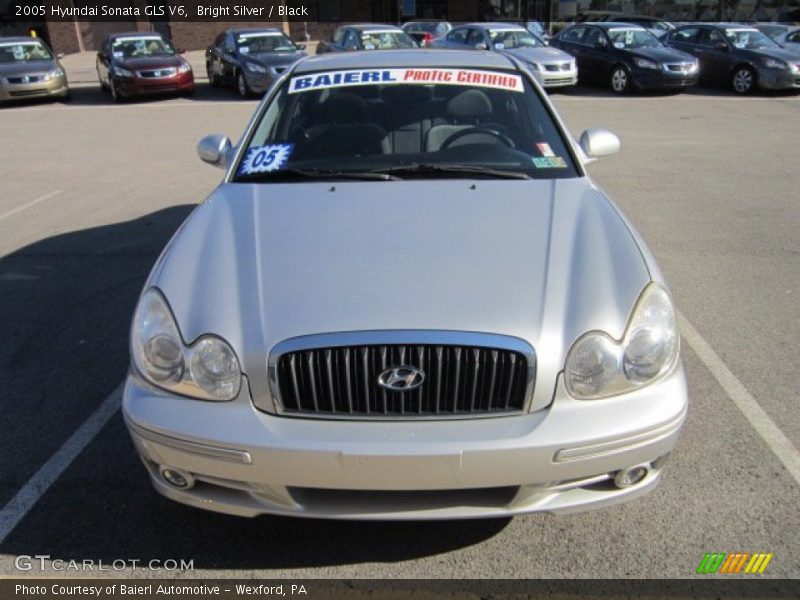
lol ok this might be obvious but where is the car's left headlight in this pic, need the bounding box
[564,283,679,400]
[131,288,241,401]
[633,57,658,70]
[245,62,267,74]
[178,62,192,74]
[762,57,788,70]
[46,67,65,80]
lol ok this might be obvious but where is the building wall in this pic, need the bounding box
[168,21,285,51]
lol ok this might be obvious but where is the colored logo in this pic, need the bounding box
[696,552,773,575]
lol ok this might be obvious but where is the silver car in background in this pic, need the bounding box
[0,37,69,104]
[123,49,687,519]
[434,23,578,89]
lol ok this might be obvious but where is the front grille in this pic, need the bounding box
[137,68,177,78]
[7,75,44,84]
[664,63,694,74]
[544,62,572,72]
[275,343,530,418]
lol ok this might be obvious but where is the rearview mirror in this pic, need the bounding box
[197,134,233,169]
[579,128,620,160]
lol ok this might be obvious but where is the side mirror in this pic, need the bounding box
[57,52,65,59]
[579,128,620,160]
[296,43,306,50]
[474,42,489,50]
[595,40,607,51]
[177,48,186,54]
[197,134,233,169]
[714,42,729,51]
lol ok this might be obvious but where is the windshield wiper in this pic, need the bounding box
[236,168,400,182]
[369,163,531,180]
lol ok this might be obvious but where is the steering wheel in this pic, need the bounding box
[440,127,516,150]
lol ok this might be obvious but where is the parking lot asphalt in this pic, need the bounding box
[0,70,798,580]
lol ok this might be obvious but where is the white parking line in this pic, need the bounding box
[679,312,800,486]
[0,383,123,545]
[0,190,62,223]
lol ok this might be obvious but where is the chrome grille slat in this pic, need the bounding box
[275,342,530,419]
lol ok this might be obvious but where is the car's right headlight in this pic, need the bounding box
[527,62,540,71]
[633,57,658,70]
[564,283,679,400]
[113,66,134,78]
[762,57,788,70]
[131,288,241,401]
[245,62,267,74]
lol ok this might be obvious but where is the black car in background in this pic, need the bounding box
[205,28,306,97]
[666,24,800,94]
[317,24,417,53]
[551,23,698,93]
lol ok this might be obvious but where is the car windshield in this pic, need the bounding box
[360,31,416,49]
[112,37,174,58]
[488,29,544,49]
[236,32,297,53]
[607,28,662,49]
[753,25,787,41]
[233,66,578,182]
[0,41,52,63]
[725,29,778,49]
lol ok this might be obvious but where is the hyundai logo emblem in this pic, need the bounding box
[377,366,425,391]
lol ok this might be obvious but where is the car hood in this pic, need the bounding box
[503,46,573,63]
[630,47,695,63]
[749,47,800,63]
[151,178,651,410]
[242,50,307,66]
[0,60,57,76]
[116,56,185,70]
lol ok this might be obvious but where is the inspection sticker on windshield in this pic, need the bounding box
[288,68,524,94]
[238,144,293,175]
[536,143,555,157]
[533,157,567,169]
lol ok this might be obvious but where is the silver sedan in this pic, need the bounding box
[123,49,687,519]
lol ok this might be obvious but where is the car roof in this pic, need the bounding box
[590,22,648,31]
[108,32,165,41]
[229,28,285,36]
[461,23,528,31]
[293,48,516,74]
[345,23,404,32]
[0,36,50,44]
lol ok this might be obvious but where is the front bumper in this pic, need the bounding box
[123,362,688,519]
[0,74,69,102]
[633,68,698,90]
[756,67,800,90]
[114,71,194,98]
[539,68,578,88]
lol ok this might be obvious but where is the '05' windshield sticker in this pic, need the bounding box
[288,68,524,94]
[532,156,567,169]
[238,144,293,175]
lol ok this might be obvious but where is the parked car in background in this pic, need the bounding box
[317,24,417,53]
[574,11,676,39]
[552,23,698,93]
[401,21,452,47]
[0,37,68,104]
[206,29,307,98]
[124,48,687,520]
[752,24,800,53]
[433,23,577,89]
[667,24,800,93]
[96,32,193,101]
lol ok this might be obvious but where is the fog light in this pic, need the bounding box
[613,465,648,488]
[159,467,194,489]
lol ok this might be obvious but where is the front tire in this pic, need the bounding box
[109,78,123,102]
[206,63,219,87]
[610,65,631,94]
[731,66,756,94]
[236,72,251,98]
